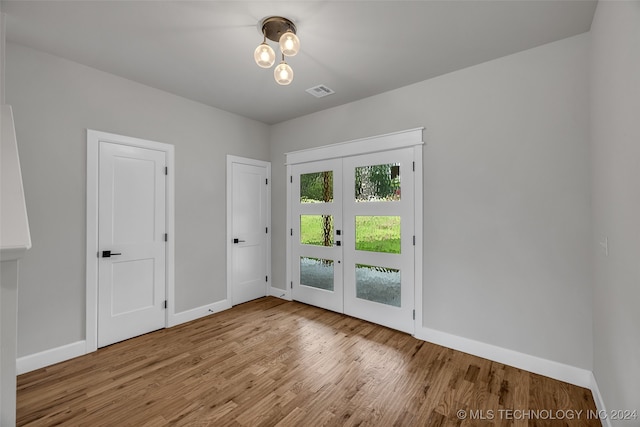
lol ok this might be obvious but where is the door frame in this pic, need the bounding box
[285,128,424,333]
[226,155,271,305]
[86,130,175,353]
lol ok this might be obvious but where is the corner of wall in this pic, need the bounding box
[589,372,613,427]
[16,341,86,375]
[270,286,291,300]
[168,299,232,328]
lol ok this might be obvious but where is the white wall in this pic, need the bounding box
[590,1,640,421]
[0,260,18,426]
[1,5,5,104]
[6,42,270,357]
[270,34,593,369]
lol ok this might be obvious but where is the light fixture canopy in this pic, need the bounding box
[254,16,299,85]
[260,16,297,44]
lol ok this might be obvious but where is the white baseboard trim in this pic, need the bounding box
[168,299,232,327]
[415,326,592,389]
[17,300,233,374]
[589,372,611,427]
[270,286,291,300]
[17,340,86,375]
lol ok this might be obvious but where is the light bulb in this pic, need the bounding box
[254,42,275,68]
[279,30,300,57]
[274,61,293,85]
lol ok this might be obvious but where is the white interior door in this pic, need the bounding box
[291,159,343,313]
[98,142,166,347]
[230,161,269,305]
[343,148,415,333]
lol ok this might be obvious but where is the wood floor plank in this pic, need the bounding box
[17,297,600,426]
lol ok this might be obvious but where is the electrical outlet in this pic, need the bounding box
[599,236,609,256]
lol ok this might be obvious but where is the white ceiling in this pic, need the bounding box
[3,1,597,124]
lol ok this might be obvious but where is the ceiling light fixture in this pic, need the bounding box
[254,16,299,85]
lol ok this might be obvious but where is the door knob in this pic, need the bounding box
[102,250,122,258]
[233,238,246,244]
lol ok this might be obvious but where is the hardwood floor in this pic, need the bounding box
[17,297,600,426]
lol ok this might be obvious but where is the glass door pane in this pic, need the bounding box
[355,216,401,254]
[355,163,401,202]
[300,215,334,246]
[355,264,400,307]
[301,257,334,291]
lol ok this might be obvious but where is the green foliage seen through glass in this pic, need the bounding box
[300,171,333,203]
[355,164,400,201]
[355,216,401,254]
[300,215,333,246]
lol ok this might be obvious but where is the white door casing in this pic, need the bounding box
[226,156,271,306]
[87,130,175,352]
[286,128,424,334]
[291,151,414,332]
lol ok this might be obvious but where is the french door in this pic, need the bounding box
[291,159,343,313]
[291,148,415,333]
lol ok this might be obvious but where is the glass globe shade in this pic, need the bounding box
[274,61,294,85]
[254,42,275,68]
[279,31,300,57]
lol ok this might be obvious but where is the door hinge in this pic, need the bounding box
[165,166,168,175]
[412,235,415,245]
[266,227,268,233]
[290,228,293,236]
[266,276,268,282]
[164,233,168,242]
[290,176,293,183]
[291,281,293,289]
[413,309,415,320]
[164,300,168,309]
[412,161,415,172]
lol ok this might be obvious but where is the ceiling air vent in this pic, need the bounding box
[305,85,335,98]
